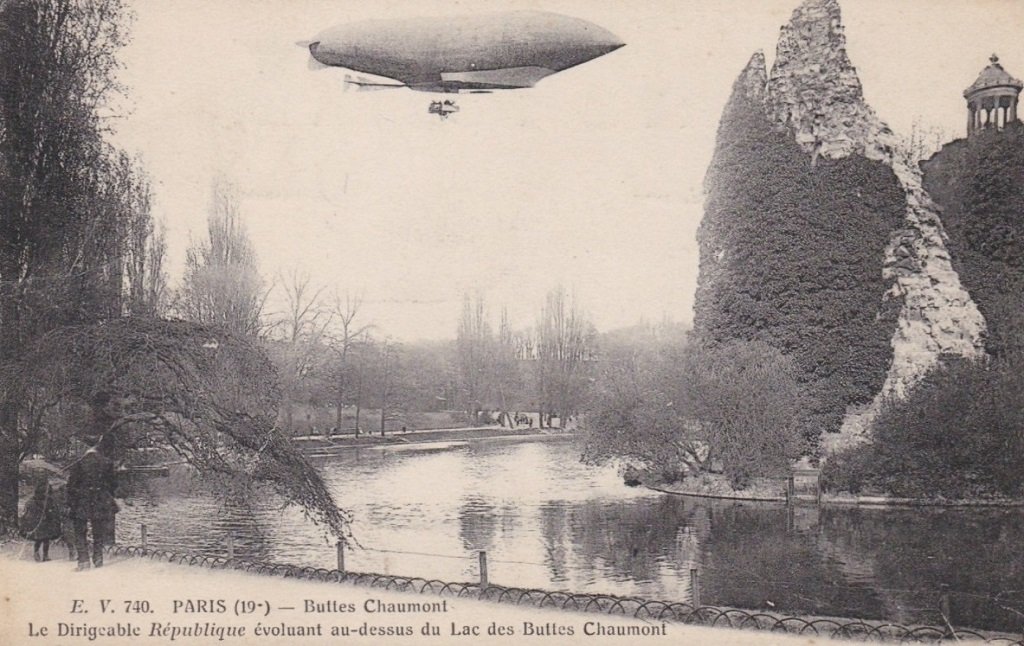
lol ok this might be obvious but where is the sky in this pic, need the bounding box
[110,0,1024,341]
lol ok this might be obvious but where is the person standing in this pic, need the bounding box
[88,391,123,548]
[66,425,119,570]
[19,474,63,561]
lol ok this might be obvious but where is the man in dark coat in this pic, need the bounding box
[67,428,119,569]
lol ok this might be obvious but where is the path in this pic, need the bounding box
[0,546,843,645]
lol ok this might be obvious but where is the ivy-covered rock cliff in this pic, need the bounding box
[922,124,1024,356]
[694,0,986,438]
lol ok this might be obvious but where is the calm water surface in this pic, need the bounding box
[117,438,1024,633]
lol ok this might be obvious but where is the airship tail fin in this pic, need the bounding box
[344,74,405,91]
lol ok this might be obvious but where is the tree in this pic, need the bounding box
[681,341,807,487]
[324,291,372,433]
[895,117,947,168]
[369,337,400,435]
[267,269,330,433]
[535,287,593,428]
[118,153,167,317]
[399,340,456,414]
[922,123,1024,357]
[176,179,267,337]
[3,318,348,537]
[583,336,693,482]
[455,293,493,422]
[492,307,525,419]
[0,0,161,530]
[585,340,806,489]
[347,339,372,434]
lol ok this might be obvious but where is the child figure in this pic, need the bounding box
[19,475,63,562]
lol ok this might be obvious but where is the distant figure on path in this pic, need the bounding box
[19,474,63,562]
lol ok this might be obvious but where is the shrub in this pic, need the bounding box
[584,339,808,489]
[820,443,875,495]
[823,355,1024,499]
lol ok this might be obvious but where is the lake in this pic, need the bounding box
[116,438,1024,633]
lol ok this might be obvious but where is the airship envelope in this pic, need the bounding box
[305,11,624,93]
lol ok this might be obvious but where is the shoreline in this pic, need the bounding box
[294,426,576,456]
[648,481,1024,508]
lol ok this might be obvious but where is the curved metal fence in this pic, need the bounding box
[103,544,1023,644]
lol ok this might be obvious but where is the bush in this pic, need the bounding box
[823,355,1024,499]
[820,443,875,495]
[584,339,808,489]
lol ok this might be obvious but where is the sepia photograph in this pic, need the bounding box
[1,0,1023,644]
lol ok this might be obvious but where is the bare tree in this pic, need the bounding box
[535,287,593,428]
[492,307,523,424]
[584,339,806,488]
[455,293,493,423]
[116,153,167,317]
[349,340,370,434]
[325,291,372,434]
[896,117,948,167]
[176,179,268,337]
[373,337,399,436]
[268,268,331,433]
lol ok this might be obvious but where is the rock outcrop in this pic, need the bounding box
[694,0,986,438]
[695,49,905,440]
[767,0,985,407]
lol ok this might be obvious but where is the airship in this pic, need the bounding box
[303,11,624,116]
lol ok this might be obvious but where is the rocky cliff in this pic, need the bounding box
[694,0,986,438]
[768,0,985,403]
[923,124,1024,357]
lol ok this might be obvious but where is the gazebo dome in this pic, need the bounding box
[964,55,1022,136]
[964,54,1023,98]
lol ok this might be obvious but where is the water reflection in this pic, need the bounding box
[117,439,1024,632]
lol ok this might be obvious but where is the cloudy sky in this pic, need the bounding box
[111,0,1024,341]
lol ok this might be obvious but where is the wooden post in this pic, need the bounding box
[336,540,346,573]
[815,472,822,505]
[226,534,234,560]
[478,551,488,588]
[690,568,701,607]
[787,475,795,505]
[940,592,952,623]
[140,524,148,549]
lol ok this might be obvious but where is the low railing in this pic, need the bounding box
[103,540,1023,645]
